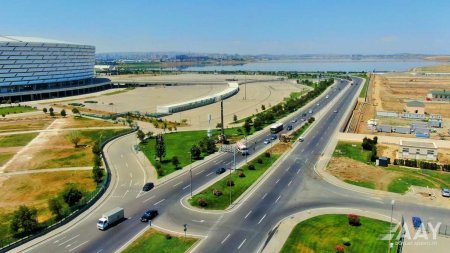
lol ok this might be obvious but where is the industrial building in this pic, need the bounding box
[427,90,450,101]
[398,140,437,161]
[0,36,111,102]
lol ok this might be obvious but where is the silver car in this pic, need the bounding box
[442,188,450,197]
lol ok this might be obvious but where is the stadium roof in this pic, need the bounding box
[0,35,83,45]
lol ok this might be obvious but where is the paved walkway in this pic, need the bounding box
[0,167,92,175]
[261,207,396,253]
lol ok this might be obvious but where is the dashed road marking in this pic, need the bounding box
[221,234,231,244]
[154,199,165,205]
[244,210,252,219]
[258,214,266,224]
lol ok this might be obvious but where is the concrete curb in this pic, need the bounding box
[261,207,399,253]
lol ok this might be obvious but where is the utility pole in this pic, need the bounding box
[190,153,193,197]
[388,200,395,253]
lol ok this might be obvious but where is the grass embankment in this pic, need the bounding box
[281,214,397,253]
[123,229,197,253]
[0,105,36,115]
[189,144,287,210]
[330,141,450,194]
[103,87,135,96]
[358,75,369,98]
[0,170,96,246]
[139,128,248,177]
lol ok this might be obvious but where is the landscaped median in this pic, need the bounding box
[122,229,197,253]
[188,143,289,210]
[280,214,398,253]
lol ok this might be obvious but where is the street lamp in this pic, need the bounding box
[388,200,395,253]
[190,153,193,197]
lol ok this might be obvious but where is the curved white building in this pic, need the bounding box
[0,36,111,102]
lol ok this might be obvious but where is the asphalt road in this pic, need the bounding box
[17,78,450,253]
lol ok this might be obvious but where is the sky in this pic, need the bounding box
[1,0,449,54]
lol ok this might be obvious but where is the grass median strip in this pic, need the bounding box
[281,214,398,253]
[122,229,197,253]
[189,143,288,210]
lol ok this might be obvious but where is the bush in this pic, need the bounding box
[348,214,361,226]
[247,164,255,170]
[213,189,223,196]
[165,234,172,240]
[257,158,263,164]
[342,237,351,246]
[226,180,235,186]
[198,198,208,207]
[10,205,39,237]
[264,152,271,158]
[239,172,246,177]
[62,185,83,207]
[335,245,345,253]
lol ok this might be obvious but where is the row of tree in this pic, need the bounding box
[393,158,450,171]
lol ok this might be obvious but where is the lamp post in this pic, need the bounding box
[190,153,193,197]
[389,200,395,253]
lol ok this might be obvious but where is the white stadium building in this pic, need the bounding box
[0,36,111,102]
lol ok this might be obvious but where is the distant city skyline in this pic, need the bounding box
[1,0,449,55]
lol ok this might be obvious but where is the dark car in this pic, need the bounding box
[142,182,154,191]
[216,167,226,174]
[287,125,293,131]
[140,209,158,222]
[270,134,277,140]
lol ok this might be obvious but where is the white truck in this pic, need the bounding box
[236,142,249,156]
[97,207,124,230]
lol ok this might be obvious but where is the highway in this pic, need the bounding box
[17,78,450,253]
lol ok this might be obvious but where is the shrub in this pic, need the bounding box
[198,198,208,207]
[213,189,223,196]
[335,245,345,253]
[239,172,246,178]
[226,180,235,186]
[247,164,255,170]
[342,237,351,246]
[348,214,361,226]
[264,152,271,158]
[257,158,263,164]
[165,234,172,240]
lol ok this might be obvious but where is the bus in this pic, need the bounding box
[270,122,283,134]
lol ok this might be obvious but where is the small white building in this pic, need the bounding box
[398,140,437,161]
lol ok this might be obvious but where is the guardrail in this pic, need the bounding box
[0,127,137,253]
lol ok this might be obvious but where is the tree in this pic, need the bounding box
[10,205,39,237]
[243,118,252,135]
[60,109,66,117]
[67,131,82,148]
[71,108,80,115]
[92,141,101,156]
[93,154,102,167]
[49,111,55,117]
[155,134,166,162]
[261,104,266,111]
[48,198,64,218]
[308,117,315,124]
[42,107,48,114]
[92,166,104,184]
[49,107,54,114]
[171,156,180,169]
[233,114,238,122]
[145,131,154,139]
[191,145,201,160]
[136,129,145,142]
[253,117,263,131]
[62,185,83,207]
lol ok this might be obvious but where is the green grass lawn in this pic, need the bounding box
[281,214,397,253]
[344,180,376,189]
[388,175,435,193]
[140,128,248,177]
[122,229,197,253]
[0,105,36,115]
[0,153,15,166]
[359,76,369,98]
[189,150,281,210]
[333,141,371,163]
[0,133,38,147]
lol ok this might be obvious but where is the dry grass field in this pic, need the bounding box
[0,116,54,133]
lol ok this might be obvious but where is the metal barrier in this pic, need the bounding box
[0,127,137,253]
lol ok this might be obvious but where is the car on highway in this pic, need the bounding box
[334,110,338,113]
[326,95,329,99]
[299,136,305,142]
[291,119,297,123]
[316,103,320,106]
[287,125,293,130]
[270,134,277,140]
[301,118,305,121]
[142,182,154,191]
[263,138,271,144]
[140,209,158,222]
[216,167,226,174]
[442,188,450,197]
[308,110,313,114]
[302,113,307,117]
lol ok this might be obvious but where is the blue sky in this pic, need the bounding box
[1,0,449,54]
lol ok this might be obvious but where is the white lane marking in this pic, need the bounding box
[58,234,80,246]
[195,170,205,175]
[154,199,165,205]
[173,181,183,187]
[288,180,292,186]
[297,168,301,174]
[275,178,280,184]
[69,240,89,252]
[192,219,205,223]
[53,236,67,243]
[244,210,252,219]
[258,214,267,224]
[65,241,77,248]
[125,162,129,168]
[96,250,103,253]
[206,172,213,177]
[122,190,129,199]
[261,193,267,200]
[143,196,155,203]
[182,184,191,190]
[275,195,281,203]
[237,238,247,250]
[221,233,231,244]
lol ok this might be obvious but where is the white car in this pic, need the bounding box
[263,139,271,144]
[334,110,338,113]
[442,188,450,197]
